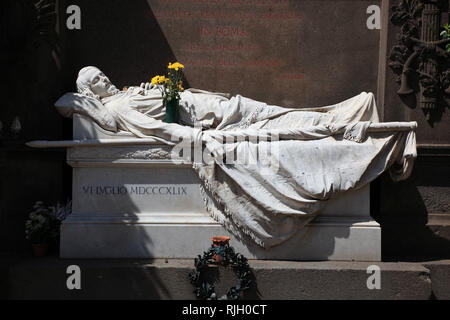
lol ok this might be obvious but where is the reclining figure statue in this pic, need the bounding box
[46,66,417,248]
[71,66,387,141]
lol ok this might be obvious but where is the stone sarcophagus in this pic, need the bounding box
[29,67,416,262]
[61,113,380,261]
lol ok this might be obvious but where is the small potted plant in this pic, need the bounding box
[151,62,185,123]
[25,200,71,257]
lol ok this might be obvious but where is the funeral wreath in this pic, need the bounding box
[188,236,253,300]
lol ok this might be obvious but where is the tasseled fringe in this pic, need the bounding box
[194,164,267,249]
[343,132,364,143]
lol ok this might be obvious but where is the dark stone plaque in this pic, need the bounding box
[63,0,381,108]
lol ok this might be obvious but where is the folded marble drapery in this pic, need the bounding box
[187,92,416,248]
[106,90,418,248]
[195,123,416,248]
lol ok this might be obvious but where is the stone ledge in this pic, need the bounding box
[1,257,444,300]
[423,260,450,300]
[59,219,381,260]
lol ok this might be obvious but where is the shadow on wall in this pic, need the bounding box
[398,83,450,128]
[62,0,190,92]
[0,161,175,299]
[1,0,64,140]
[0,0,70,255]
[60,169,175,299]
[372,152,450,262]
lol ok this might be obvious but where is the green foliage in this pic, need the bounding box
[151,62,185,104]
[441,24,450,53]
[188,242,254,300]
[25,200,71,244]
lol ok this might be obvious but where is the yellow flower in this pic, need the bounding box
[161,76,171,85]
[152,75,170,85]
[151,75,160,85]
[168,62,185,71]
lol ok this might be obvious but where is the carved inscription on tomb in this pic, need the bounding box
[148,0,301,71]
[81,185,189,196]
[147,0,306,105]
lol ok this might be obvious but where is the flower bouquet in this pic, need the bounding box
[151,62,185,123]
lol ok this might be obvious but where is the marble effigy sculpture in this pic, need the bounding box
[28,66,417,260]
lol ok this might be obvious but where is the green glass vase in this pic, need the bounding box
[165,98,179,124]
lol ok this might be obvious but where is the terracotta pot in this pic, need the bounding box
[211,236,230,246]
[32,243,49,257]
[210,236,230,263]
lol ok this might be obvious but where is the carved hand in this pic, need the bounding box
[140,82,154,91]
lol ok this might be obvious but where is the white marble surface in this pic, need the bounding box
[51,68,417,259]
[61,113,380,261]
[73,113,134,140]
[72,166,207,215]
[61,214,380,261]
[62,143,379,260]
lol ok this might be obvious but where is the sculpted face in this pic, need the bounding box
[79,67,118,99]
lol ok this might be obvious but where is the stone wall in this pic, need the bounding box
[62,0,381,108]
[373,0,450,260]
[0,0,70,255]
[1,0,449,260]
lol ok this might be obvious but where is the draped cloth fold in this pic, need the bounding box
[106,90,417,249]
[188,92,417,249]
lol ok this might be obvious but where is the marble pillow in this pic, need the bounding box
[55,92,117,132]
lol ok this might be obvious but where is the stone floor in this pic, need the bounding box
[1,255,449,300]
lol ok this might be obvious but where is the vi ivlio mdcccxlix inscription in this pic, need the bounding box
[81,185,189,196]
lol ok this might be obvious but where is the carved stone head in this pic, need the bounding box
[76,66,119,100]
